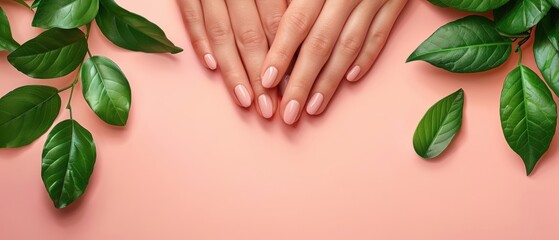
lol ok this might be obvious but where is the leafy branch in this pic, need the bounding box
[0,0,181,208]
[410,0,559,176]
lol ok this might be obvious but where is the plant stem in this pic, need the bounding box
[517,48,523,66]
[65,74,79,119]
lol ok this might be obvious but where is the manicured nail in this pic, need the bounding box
[262,66,278,88]
[283,100,300,125]
[204,54,217,70]
[346,65,361,82]
[306,93,324,115]
[258,94,273,119]
[234,84,252,108]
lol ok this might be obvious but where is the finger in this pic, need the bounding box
[280,0,360,125]
[255,0,288,44]
[259,0,325,89]
[347,0,408,83]
[226,0,277,118]
[178,0,217,70]
[202,0,254,108]
[306,1,383,116]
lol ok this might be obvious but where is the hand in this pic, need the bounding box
[261,0,408,124]
[178,0,288,119]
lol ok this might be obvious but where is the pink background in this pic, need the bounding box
[2,0,559,239]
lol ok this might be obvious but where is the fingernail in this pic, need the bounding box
[279,75,290,96]
[234,84,252,108]
[306,93,324,115]
[283,100,300,125]
[346,65,361,82]
[204,54,217,70]
[258,94,273,119]
[262,66,278,88]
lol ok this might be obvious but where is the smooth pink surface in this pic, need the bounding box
[2,1,559,239]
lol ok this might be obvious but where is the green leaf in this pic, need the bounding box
[31,0,42,9]
[0,7,20,52]
[534,9,559,96]
[42,119,96,208]
[7,28,88,79]
[13,0,31,8]
[96,0,182,54]
[549,0,559,8]
[439,0,509,12]
[81,56,131,126]
[32,0,99,29]
[500,65,557,175]
[407,16,512,73]
[428,0,448,8]
[413,89,464,159]
[494,0,551,35]
[0,86,61,148]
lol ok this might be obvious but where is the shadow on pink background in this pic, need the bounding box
[1,0,559,239]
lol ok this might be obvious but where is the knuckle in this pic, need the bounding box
[190,37,208,53]
[182,8,202,24]
[304,33,333,56]
[265,13,283,38]
[287,81,312,96]
[338,37,362,56]
[285,11,310,33]
[207,23,232,45]
[272,48,291,66]
[370,30,389,45]
[237,28,266,49]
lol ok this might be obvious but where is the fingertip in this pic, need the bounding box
[346,65,361,82]
[261,66,278,88]
[257,94,274,119]
[234,84,253,108]
[283,100,301,125]
[204,53,218,70]
[306,92,324,115]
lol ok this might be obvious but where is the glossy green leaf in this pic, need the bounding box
[494,0,551,34]
[8,28,88,79]
[42,119,96,208]
[439,0,509,12]
[32,0,99,29]
[407,16,512,73]
[96,0,182,54]
[413,89,464,159]
[13,0,31,8]
[500,65,557,175]
[31,0,42,8]
[0,7,20,52]
[0,86,61,148]
[534,9,559,96]
[428,0,448,8]
[81,56,131,126]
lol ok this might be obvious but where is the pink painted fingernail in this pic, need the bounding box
[346,65,361,82]
[204,54,217,70]
[262,66,278,88]
[283,100,300,125]
[234,84,252,108]
[306,93,324,115]
[258,94,273,119]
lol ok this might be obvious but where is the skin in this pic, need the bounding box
[179,0,408,124]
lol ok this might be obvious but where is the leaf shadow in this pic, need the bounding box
[0,145,31,160]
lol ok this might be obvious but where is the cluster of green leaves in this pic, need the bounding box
[410,0,559,176]
[0,0,181,208]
